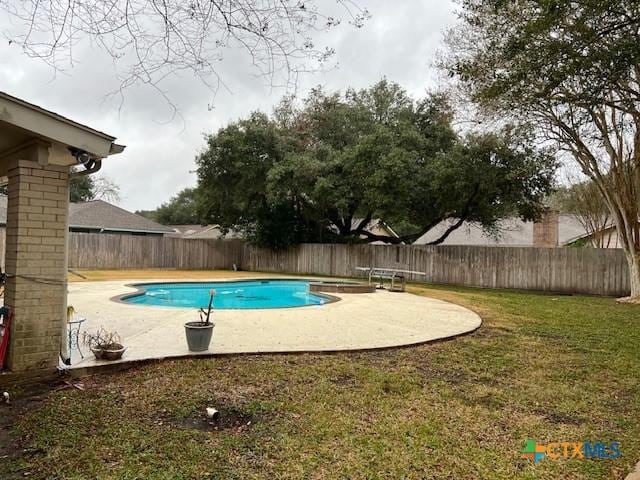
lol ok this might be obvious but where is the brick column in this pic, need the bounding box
[5,159,70,372]
[533,210,559,248]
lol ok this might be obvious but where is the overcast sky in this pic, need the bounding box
[0,1,457,212]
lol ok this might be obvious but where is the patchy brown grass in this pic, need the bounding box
[68,269,269,282]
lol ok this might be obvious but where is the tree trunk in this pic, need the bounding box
[623,251,640,303]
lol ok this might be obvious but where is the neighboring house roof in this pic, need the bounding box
[186,226,243,240]
[169,219,399,242]
[0,197,174,234]
[324,218,400,243]
[348,218,400,239]
[560,217,599,245]
[167,224,243,240]
[414,215,588,247]
[69,200,175,234]
[166,225,209,235]
[167,225,211,237]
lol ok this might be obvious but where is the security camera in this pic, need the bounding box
[75,150,91,164]
[69,148,91,164]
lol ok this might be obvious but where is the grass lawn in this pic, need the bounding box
[2,273,639,479]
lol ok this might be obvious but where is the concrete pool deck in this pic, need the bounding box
[66,277,482,370]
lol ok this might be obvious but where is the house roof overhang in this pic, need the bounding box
[0,91,125,176]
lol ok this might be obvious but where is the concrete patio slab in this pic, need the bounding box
[66,277,482,370]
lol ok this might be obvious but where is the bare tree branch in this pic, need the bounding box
[1,0,370,105]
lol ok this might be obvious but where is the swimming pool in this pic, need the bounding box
[121,280,331,309]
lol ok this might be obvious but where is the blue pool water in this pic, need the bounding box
[122,280,328,309]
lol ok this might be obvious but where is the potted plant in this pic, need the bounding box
[82,328,126,360]
[184,289,215,352]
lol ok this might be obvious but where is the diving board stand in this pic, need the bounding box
[355,267,426,292]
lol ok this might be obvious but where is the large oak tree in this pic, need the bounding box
[196,80,556,247]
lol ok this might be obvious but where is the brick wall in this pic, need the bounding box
[5,159,69,372]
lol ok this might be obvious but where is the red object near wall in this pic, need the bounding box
[0,309,12,370]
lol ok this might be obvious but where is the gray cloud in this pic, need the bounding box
[0,1,456,211]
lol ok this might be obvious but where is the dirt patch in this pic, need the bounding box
[415,363,469,385]
[0,410,14,458]
[531,331,567,341]
[163,405,256,433]
[473,326,512,341]
[539,410,585,426]
[0,382,57,465]
[330,373,357,388]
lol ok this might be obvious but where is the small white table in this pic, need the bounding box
[67,316,86,359]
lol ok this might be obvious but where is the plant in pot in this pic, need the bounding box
[82,328,126,361]
[185,289,216,352]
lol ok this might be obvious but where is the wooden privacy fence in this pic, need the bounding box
[67,233,244,270]
[56,233,633,296]
[242,243,631,297]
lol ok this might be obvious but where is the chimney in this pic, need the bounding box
[533,210,559,247]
